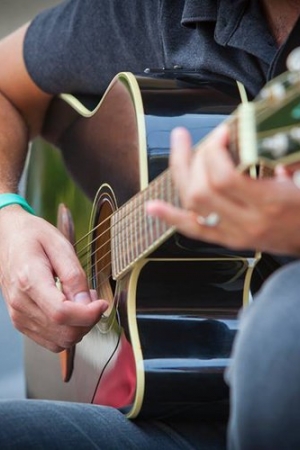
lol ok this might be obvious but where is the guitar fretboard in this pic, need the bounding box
[111,170,179,279]
[110,67,300,279]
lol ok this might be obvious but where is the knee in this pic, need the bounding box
[227,261,300,449]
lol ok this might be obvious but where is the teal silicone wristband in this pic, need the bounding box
[0,193,35,215]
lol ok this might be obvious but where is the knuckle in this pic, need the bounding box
[50,304,69,325]
[210,171,234,193]
[64,330,79,346]
[265,202,282,219]
[16,266,33,293]
[9,310,22,331]
[47,343,64,353]
[61,266,85,288]
[61,329,84,349]
[183,188,209,211]
[244,221,268,246]
[8,293,22,312]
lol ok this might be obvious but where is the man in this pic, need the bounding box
[0,0,299,448]
[146,3,300,450]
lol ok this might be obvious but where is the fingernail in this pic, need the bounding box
[73,291,91,304]
[101,300,109,312]
[170,127,186,146]
[145,200,155,215]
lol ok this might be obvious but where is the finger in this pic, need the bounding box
[21,325,85,353]
[9,217,94,307]
[146,198,251,249]
[23,330,66,353]
[8,280,108,332]
[195,122,230,153]
[40,225,93,303]
[56,298,108,327]
[146,200,213,240]
[172,124,238,213]
[34,280,108,327]
[90,289,98,301]
[8,230,109,326]
[201,125,248,203]
[169,127,194,198]
[202,135,293,208]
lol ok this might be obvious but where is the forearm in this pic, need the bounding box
[0,91,29,193]
[0,24,54,193]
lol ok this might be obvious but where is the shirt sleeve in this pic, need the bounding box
[23,0,163,95]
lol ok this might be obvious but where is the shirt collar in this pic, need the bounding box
[181,0,217,25]
[181,0,276,64]
[181,0,248,27]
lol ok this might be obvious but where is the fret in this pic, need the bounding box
[133,195,140,262]
[166,171,172,204]
[146,184,155,247]
[116,208,123,276]
[126,201,133,268]
[111,210,119,278]
[122,202,129,270]
[127,200,135,266]
[159,175,168,236]
[136,195,142,258]
[144,191,150,252]
[258,163,274,179]
[118,205,125,275]
[111,170,176,280]
[141,193,148,255]
[154,178,161,241]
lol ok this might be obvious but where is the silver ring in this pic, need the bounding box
[196,212,220,227]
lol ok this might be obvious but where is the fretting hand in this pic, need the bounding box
[146,125,300,255]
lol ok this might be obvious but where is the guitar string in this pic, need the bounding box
[81,210,169,286]
[62,105,270,292]
[76,197,152,266]
[76,219,172,296]
[68,219,158,293]
[56,118,268,288]
[69,101,251,271]
[75,170,172,264]
[66,104,267,291]
[77,199,170,285]
[61,80,300,293]
[68,172,173,290]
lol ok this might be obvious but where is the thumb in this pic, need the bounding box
[55,275,93,305]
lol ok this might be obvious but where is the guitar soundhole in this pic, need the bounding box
[91,191,116,323]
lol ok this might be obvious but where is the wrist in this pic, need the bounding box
[0,193,35,215]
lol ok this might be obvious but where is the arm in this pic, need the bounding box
[147,125,300,256]
[0,25,108,352]
[0,25,52,192]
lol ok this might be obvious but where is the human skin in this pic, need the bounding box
[146,125,300,256]
[0,0,299,353]
[0,25,108,353]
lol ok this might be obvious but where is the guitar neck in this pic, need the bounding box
[110,68,300,279]
[111,169,178,280]
[232,71,300,169]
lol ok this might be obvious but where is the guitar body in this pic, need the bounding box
[24,72,278,418]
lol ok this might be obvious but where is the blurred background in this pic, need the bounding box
[0,0,61,399]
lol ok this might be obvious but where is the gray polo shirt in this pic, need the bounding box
[24,0,300,98]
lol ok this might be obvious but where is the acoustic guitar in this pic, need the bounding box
[24,68,298,418]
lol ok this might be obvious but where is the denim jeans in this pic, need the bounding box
[0,399,226,449]
[227,259,300,450]
[2,261,300,449]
